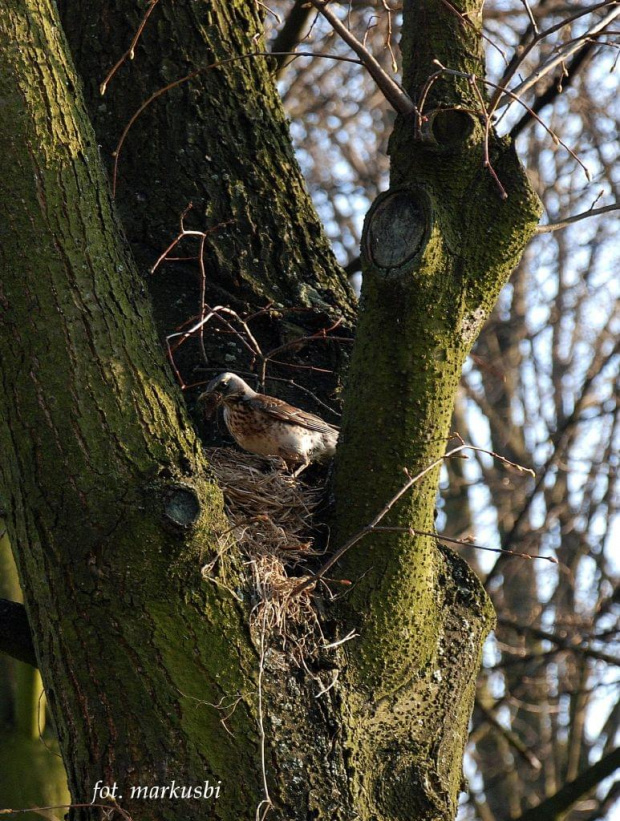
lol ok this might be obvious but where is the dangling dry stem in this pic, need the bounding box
[202,448,324,657]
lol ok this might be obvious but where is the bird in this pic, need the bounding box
[199,373,339,475]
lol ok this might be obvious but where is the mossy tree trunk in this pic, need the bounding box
[332,0,541,816]
[0,2,540,821]
[0,3,260,818]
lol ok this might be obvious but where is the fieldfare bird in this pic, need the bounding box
[199,373,339,475]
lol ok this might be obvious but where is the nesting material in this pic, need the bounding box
[248,554,322,657]
[203,448,330,664]
[206,447,323,557]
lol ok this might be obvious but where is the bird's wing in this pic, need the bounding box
[246,396,339,434]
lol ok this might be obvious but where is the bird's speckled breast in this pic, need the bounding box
[223,401,316,463]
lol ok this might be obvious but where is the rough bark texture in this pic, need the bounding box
[55,0,355,437]
[0,4,261,818]
[0,2,355,820]
[0,1,543,820]
[57,0,355,321]
[332,0,542,817]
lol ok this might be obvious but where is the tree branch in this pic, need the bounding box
[475,698,542,771]
[496,4,620,110]
[515,747,620,821]
[497,618,620,667]
[271,0,314,78]
[307,0,416,114]
[535,203,619,233]
[0,598,37,667]
[486,339,620,583]
[510,40,596,139]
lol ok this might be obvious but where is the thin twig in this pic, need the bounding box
[433,61,591,181]
[152,217,348,403]
[491,339,620,570]
[380,0,398,73]
[495,3,620,110]
[315,670,339,698]
[510,39,597,139]
[322,629,359,649]
[490,0,618,110]
[255,609,272,821]
[469,74,508,199]
[290,439,536,596]
[100,0,160,95]
[435,0,508,64]
[0,804,133,820]
[519,0,539,34]
[475,698,543,770]
[271,1,315,77]
[535,203,619,233]
[498,618,620,667]
[372,526,557,563]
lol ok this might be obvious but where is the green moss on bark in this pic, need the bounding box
[0,3,263,818]
[1,0,543,819]
[332,1,541,817]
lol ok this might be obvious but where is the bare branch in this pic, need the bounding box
[495,4,620,110]
[498,619,620,666]
[475,698,543,771]
[510,40,596,138]
[433,61,592,181]
[487,339,620,579]
[271,0,315,78]
[515,747,620,821]
[490,0,618,111]
[100,0,160,95]
[536,203,620,233]
[291,440,537,596]
[306,0,416,114]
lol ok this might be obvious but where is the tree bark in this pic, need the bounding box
[0,3,262,818]
[55,0,355,433]
[57,0,354,321]
[332,0,542,816]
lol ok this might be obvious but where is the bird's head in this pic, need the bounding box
[199,372,255,402]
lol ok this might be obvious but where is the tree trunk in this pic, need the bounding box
[0,1,542,820]
[57,0,355,326]
[332,0,541,815]
[0,3,261,818]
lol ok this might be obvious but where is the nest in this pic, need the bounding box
[206,447,323,557]
[202,448,325,654]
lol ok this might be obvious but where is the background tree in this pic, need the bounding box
[0,2,617,821]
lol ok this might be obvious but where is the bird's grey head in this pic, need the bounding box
[202,372,255,399]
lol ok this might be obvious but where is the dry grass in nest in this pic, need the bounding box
[206,447,323,557]
[202,448,324,652]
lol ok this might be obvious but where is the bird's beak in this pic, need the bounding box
[197,389,223,419]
